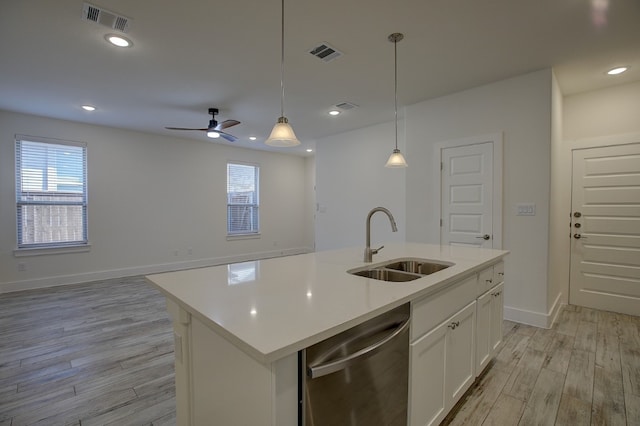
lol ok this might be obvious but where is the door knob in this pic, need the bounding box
[475,234,491,240]
[573,233,587,239]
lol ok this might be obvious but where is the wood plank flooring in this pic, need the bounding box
[1,276,639,425]
[0,277,175,426]
[444,305,640,426]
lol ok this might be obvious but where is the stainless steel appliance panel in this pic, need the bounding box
[302,303,410,426]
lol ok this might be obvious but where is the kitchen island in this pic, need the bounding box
[147,243,508,425]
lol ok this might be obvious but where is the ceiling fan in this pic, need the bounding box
[165,108,241,142]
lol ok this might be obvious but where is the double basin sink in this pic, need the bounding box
[348,258,452,282]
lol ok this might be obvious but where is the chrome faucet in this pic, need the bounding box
[364,207,398,262]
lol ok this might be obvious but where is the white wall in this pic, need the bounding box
[550,80,640,309]
[304,156,316,249]
[405,69,553,326]
[547,70,567,322]
[314,70,554,326]
[564,80,640,141]
[315,120,406,251]
[0,110,313,293]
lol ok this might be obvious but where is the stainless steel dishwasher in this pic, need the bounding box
[300,303,410,426]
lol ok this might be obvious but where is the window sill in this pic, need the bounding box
[14,243,92,257]
[226,233,261,241]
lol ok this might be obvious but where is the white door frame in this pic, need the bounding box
[568,133,640,313]
[434,133,503,249]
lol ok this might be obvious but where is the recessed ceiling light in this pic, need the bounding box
[81,105,96,111]
[329,110,340,116]
[105,34,132,48]
[249,136,257,141]
[306,148,313,152]
[607,66,628,75]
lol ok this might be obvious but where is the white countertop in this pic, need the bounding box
[146,243,508,364]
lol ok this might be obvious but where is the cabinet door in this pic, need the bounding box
[490,282,504,353]
[493,261,505,285]
[478,267,494,295]
[475,290,493,374]
[445,301,476,406]
[409,322,448,426]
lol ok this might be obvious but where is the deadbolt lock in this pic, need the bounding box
[573,212,582,218]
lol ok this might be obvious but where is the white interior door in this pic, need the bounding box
[570,143,640,316]
[441,142,494,247]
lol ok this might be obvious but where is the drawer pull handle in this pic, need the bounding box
[448,321,460,330]
[498,272,504,276]
[493,291,501,297]
[486,279,493,283]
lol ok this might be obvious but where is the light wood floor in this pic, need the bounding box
[1,276,638,425]
[445,305,640,426]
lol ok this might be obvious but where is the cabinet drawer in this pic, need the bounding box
[493,261,504,284]
[478,267,494,295]
[411,274,476,341]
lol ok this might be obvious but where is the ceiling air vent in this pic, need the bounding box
[335,102,359,111]
[82,3,132,33]
[308,42,343,63]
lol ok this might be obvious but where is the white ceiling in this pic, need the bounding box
[1,0,639,155]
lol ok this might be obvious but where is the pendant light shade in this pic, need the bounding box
[266,117,299,147]
[385,32,407,168]
[266,0,300,147]
[386,148,408,167]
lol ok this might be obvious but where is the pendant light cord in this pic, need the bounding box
[394,37,398,151]
[280,0,285,118]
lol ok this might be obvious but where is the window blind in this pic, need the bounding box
[15,138,88,248]
[227,162,259,235]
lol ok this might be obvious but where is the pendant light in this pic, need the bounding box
[385,33,408,168]
[265,0,300,147]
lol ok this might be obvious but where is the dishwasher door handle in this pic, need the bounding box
[307,317,410,379]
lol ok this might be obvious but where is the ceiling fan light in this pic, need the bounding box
[265,117,300,147]
[207,130,221,138]
[385,149,408,168]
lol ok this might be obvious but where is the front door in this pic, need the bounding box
[441,142,494,247]
[570,143,640,316]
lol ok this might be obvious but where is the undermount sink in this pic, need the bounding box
[350,268,422,282]
[348,258,453,282]
[383,259,450,275]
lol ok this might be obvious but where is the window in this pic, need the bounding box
[15,136,88,249]
[227,162,259,235]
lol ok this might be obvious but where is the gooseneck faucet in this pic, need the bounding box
[364,207,398,262]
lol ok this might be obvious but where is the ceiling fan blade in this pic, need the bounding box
[220,132,238,142]
[165,127,208,131]
[214,120,241,131]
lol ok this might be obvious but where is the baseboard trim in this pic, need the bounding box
[0,247,314,294]
[504,292,564,329]
[547,292,564,329]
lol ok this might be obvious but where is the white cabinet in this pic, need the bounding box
[475,288,493,372]
[475,262,504,373]
[490,282,504,353]
[409,301,476,426]
[409,318,447,426]
[444,302,476,404]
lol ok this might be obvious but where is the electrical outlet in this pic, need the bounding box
[516,203,536,216]
[17,262,27,272]
[187,248,193,255]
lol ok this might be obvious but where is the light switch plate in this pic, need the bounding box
[516,203,536,216]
